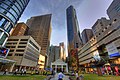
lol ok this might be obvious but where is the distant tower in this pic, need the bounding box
[0,0,30,46]
[66,5,83,57]
[11,22,29,36]
[26,14,52,68]
[81,29,93,44]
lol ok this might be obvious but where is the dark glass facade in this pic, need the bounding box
[0,0,30,46]
[66,5,82,50]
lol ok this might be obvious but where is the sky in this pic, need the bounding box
[19,0,113,56]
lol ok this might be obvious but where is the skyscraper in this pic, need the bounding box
[26,14,52,68]
[66,5,83,57]
[0,0,30,47]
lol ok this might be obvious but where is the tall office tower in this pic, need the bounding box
[107,0,120,19]
[11,22,29,36]
[0,0,30,47]
[81,29,93,44]
[26,14,52,68]
[66,5,83,60]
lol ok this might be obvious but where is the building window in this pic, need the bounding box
[18,46,26,48]
[8,54,12,56]
[20,39,28,41]
[16,50,24,52]
[19,42,27,44]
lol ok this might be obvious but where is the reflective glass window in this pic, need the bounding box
[9,9,18,18]
[0,7,5,13]
[6,12,16,23]
[15,2,22,12]
[6,24,12,33]
[12,5,20,15]
[0,3,9,9]
[0,18,5,27]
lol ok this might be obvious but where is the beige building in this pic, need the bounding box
[6,36,41,71]
[26,14,52,68]
[78,16,120,73]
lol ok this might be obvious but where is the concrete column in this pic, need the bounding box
[55,65,57,72]
[66,64,68,73]
[19,66,22,71]
[9,63,15,72]
[62,65,63,72]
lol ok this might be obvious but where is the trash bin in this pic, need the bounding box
[79,75,84,80]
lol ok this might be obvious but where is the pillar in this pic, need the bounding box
[66,64,68,73]
[62,65,63,72]
[9,62,15,72]
[55,65,57,72]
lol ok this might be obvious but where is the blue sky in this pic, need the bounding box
[19,0,113,56]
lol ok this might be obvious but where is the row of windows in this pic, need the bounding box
[90,19,117,43]
[8,53,23,56]
[24,55,38,62]
[29,40,39,51]
[9,49,25,52]
[26,51,38,59]
[0,16,13,32]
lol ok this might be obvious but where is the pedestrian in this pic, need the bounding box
[3,69,8,75]
[14,69,18,75]
[21,68,24,75]
[76,71,79,80]
[24,68,26,75]
[58,70,65,80]
[51,69,55,77]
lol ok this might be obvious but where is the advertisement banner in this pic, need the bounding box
[106,43,120,58]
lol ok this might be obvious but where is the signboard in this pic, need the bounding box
[93,50,101,61]
[0,48,9,58]
[106,43,120,58]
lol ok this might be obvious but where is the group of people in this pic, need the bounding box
[13,68,26,75]
[51,70,83,80]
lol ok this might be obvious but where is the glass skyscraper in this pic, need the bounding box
[0,0,30,46]
[66,5,83,52]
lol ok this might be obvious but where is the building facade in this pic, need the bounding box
[66,5,83,69]
[26,14,52,68]
[66,5,83,52]
[0,0,30,46]
[11,22,29,36]
[81,29,93,44]
[107,0,120,19]
[48,43,66,67]
[78,17,120,73]
[6,36,41,71]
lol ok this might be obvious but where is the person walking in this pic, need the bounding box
[76,71,79,80]
[58,70,65,80]
[14,69,18,75]
[3,69,8,75]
